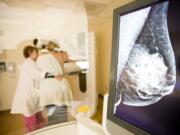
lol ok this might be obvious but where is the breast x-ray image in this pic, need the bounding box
[114,1,176,111]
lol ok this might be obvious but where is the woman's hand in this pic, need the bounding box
[55,74,63,81]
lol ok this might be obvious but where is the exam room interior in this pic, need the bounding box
[0,0,133,134]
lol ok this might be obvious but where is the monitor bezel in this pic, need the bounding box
[107,0,168,135]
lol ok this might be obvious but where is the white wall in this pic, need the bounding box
[0,0,88,59]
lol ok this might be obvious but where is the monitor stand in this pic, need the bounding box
[103,94,134,135]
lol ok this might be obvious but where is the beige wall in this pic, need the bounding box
[0,41,27,110]
[89,0,134,95]
[89,18,113,95]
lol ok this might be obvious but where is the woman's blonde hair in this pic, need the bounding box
[46,41,60,51]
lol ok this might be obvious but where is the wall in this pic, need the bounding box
[0,0,88,59]
[88,0,135,96]
[89,18,113,95]
[0,41,28,110]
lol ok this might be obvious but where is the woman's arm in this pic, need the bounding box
[29,61,62,81]
[45,73,63,80]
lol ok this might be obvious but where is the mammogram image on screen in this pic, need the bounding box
[114,1,176,113]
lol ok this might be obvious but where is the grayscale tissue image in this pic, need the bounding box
[114,1,176,111]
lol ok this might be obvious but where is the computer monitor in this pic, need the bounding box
[107,0,180,135]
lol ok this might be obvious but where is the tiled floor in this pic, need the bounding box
[0,96,103,135]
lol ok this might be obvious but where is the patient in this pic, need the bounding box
[37,41,73,125]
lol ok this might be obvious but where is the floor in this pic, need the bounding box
[0,96,103,135]
[92,95,103,124]
[0,111,24,135]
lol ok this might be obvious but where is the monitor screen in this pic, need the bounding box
[110,0,180,135]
